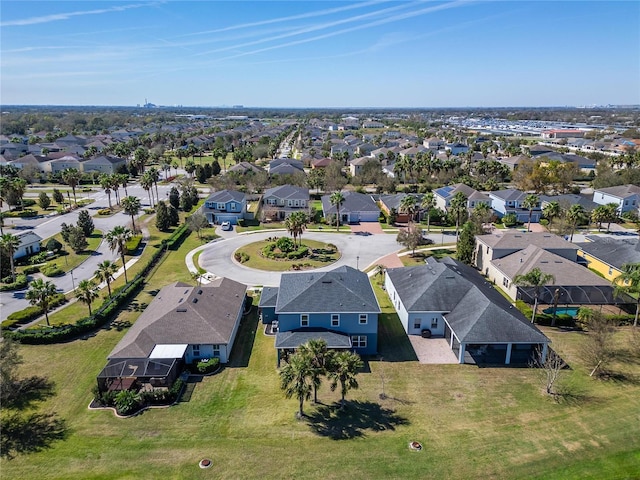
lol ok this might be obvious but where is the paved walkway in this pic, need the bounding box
[408,336,458,364]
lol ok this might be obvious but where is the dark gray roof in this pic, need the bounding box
[276,265,380,314]
[540,194,598,212]
[321,191,380,215]
[378,193,423,211]
[275,329,352,349]
[109,278,246,359]
[264,184,309,201]
[205,189,245,204]
[594,184,640,199]
[490,188,527,202]
[258,287,279,308]
[386,258,548,344]
[576,235,640,269]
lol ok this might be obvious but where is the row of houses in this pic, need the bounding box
[1,153,126,175]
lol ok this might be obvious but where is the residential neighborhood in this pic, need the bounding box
[1,105,639,479]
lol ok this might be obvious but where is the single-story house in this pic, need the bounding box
[97,278,247,392]
[202,190,246,225]
[13,231,42,259]
[385,257,550,365]
[262,265,381,364]
[321,191,381,224]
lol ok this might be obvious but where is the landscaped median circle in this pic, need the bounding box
[232,237,341,272]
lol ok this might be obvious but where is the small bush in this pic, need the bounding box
[196,357,220,374]
[125,235,143,254]
[143,208,155,214]
[42,265,64,277]
[97,208,112,215]
[0,274,28,291]
[237,219,246,227]
[29,252,49,265]
[234,252,250,263]
[22,265,40,275]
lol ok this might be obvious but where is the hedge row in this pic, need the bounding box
[2,293,67,329]
[0,274,28,292]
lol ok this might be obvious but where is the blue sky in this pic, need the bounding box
[1,1,639,107]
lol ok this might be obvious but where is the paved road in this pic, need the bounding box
[197,230,405,287]
[0,182,179,320]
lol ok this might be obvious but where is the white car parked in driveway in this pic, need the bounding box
[220,221,232,231]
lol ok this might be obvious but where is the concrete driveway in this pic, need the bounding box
[408,336,458,364]
[196,230,402,287]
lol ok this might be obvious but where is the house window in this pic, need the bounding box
[217,202,225,210]
[192,344,200,358]
[413,319,421,330]
[359,314,368,325]
[502,277,509,288]
[301,314,309,327]
[609,267,613,275]
[212,345,220,357]
[267,198,276,205]
[431,318,438,329]
[351,335,367,349]
[331,314,340,327]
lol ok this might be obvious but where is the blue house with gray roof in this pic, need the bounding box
[202,189,246,225]
[260,265,381,363]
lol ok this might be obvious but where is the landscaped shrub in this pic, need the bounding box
[196,357,220,374]
[29,252,49,265]
[97,208,112,215]
[286,246,309,260]
[237,219,246,227]
[234,252,250,263]
[0,274,28,292]
[42,264,64,277]
[275,237,295,253]
[125,235,143,254]
[115,390,142,416]
[22,265,40,275]
[4,293,67,326]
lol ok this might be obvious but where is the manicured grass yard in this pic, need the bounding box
[4,247,640,478]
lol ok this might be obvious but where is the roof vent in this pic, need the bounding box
[322,280,332,284]
[177,308,187,313]
[192,298,198,304]
[197,289,203,295]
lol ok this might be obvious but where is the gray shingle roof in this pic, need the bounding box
[275,329,352,349]
[276,265,380,314]
[205,189,245,204]
[490,188,527,202]
[594,184,640,199]
[321,191,380,215]
[264,185,309,201]
[576,236,640,269]
[540,194,598,212]
[109,278,247,359]
[258,287,279,308]
[386,258,548,344]
[477,231,576,251]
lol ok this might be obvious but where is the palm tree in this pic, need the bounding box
[522,194,539,232]
[94,260,118,297]
[449,192,468,240]
[420,192,436,233]
[118,173,130,197]
[399,195,417,224]
[297,339,330,404]
[602,203,619,233]
[542,201,561,231]
[76,279,98,316]
[613,263,640,327]
[140,172,154,208]
[374,264,386,285]
[514,267,556,324]
[591,205,607,232]
[148,167,161,202]
[25,278,57,326]
[0,233,21,282]
[279,352,312,418]
[327,350,363,409]
[99,174,113,210]
[62,168,82,206]
[330,191,345,231]
[106,226,133,283]
[566,204,586,242]
[284,211,309,246]
[121,196,142,233]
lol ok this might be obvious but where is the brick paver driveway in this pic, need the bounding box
[350,223,384,234]
[408,336,458,364]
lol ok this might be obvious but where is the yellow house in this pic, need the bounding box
[576,236,640,285]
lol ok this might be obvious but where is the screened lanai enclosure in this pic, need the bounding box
[96,358,182,393]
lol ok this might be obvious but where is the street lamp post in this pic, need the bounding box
[356,255,360,270]
[70,269,75,291]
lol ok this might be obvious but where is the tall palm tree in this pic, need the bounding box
[566,204,586,242]
[279,352,312,418]
[94,260,118,297]
[330,191,345,231]
[106,226,133,283]
[420,192,436,233]
[514,267,556,324]
[118,173,130,197]
[602,203,619,233]
[284,211,309,246]
[613,263,640,327]
[99,174,113,210]
[0,233,21,282]
[76,279,98,316]
[148,167,161,202]
[62,168,82,206]
[449,191,468,240]
[121,196,142,233]
[140,172,155,208]
[327,350,363,409]
[542,201,561,231]
[522,194,539,232]
[25,278,57,326]
[399,195,417,224]
[297,339,330,404]
[591,205,607,232]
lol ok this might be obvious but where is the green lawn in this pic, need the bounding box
[235,238,341,271]
[30,230,103,275]
[4,247,640,478]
